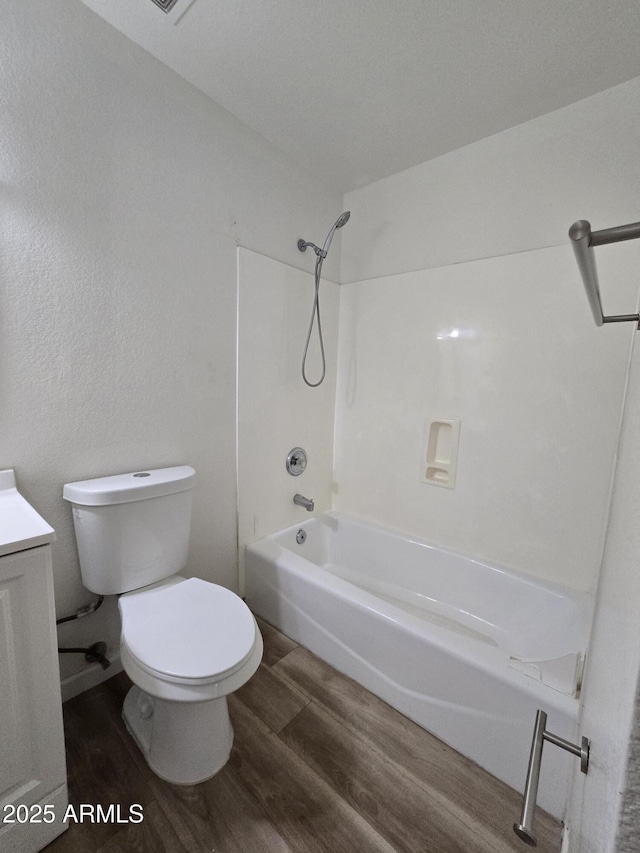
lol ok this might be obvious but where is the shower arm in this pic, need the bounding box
[297,239,326,258]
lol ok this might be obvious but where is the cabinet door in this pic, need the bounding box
[0,546,67,851]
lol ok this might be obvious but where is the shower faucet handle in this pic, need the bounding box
[286,447,308,476]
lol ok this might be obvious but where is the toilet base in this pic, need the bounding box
[122,685,234,784]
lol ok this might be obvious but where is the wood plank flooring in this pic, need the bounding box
[45,617,562,853]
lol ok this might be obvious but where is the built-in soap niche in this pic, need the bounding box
[421,418,461,489]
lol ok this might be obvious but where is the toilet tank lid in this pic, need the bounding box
[63,466,195,506]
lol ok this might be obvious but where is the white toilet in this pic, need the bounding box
[63,465,262,785]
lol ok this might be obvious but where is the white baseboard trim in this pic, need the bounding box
[0,783,68,853]
[561,823,571,853]
[60,652,123,702]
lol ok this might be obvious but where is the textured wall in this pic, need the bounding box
[617,676,640,852]
[567,333,640,853]
[341,77,640,284]
[0,0,339,690]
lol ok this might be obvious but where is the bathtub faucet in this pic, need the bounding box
[293,493,314,512]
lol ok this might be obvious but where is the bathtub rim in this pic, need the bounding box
[245,520,581,716]
[266,510,594,607]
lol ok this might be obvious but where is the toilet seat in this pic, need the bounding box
[119,577,258,686]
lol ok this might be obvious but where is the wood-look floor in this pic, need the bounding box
[45,617,562,853]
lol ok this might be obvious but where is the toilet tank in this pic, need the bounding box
[63,466,196,595]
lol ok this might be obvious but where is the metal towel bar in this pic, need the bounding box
[569,219,640,327]
[514,709,590,847]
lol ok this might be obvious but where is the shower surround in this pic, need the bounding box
[237,80,640,849]
[236,241,628,822]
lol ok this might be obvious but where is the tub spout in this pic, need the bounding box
[293,494,314,512]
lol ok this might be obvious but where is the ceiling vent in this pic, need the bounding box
[149,0,180,11]
[147,0,195,24]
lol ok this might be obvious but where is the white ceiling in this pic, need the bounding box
[80,0,640,192]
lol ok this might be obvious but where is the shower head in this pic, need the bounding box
[321,210,350,257]
[297,212,351,259]
[298,212,351,389]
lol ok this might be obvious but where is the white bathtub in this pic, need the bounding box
[244,511,591,819]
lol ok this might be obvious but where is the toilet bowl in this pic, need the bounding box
[118,576,262,783]
[63,466,263,784]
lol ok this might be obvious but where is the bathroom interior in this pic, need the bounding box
[3,1,640,852]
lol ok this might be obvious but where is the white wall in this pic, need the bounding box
[341,77,640,285]
[336,247,633,591]
[1,0,340,693]
[337,77,640,594]
[237,249,339,552]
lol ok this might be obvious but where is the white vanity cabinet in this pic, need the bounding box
[0,470,68,852]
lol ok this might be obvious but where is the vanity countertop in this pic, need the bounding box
[0,469,55,557]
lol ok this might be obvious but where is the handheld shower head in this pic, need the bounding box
[297,211,351,259]
[297,211,351,388]
[321,211,351,256]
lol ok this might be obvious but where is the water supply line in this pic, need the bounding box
[58,642,111,670]
[56,594,104,625]
[297,211,351,387]
[57,594,111,669]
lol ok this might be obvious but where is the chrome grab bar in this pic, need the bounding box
[569,219,640,327]
[514,709,590,847]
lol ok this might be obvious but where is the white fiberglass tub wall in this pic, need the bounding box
[244,512,591,818]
